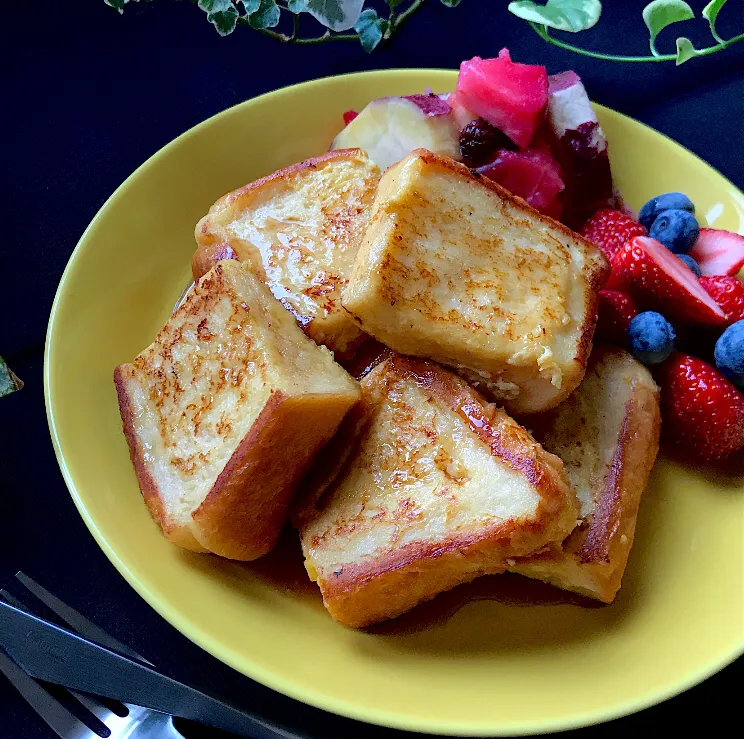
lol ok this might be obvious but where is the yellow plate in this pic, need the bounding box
[45,70,744,736]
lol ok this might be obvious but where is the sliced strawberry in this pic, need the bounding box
[595,290,638,346]
[656,353,744,461]
[700,276,744,325]
[580,209,647,261]
[689,228,744,276]
[606,237,726,326]
[343,110,358,126]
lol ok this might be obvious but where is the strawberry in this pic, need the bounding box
[606,237,726,326]
[700,276,744,325]
[656,353,744,461]
[343,109,358,126]
[689,228,744,276]
[580,208,647,261]
[595,290,638,346]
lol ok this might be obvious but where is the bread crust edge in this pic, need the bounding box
[299,354,578,627]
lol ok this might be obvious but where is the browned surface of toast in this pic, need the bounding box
[296,355,579,627]
[114,260,360,560]
[194,149,380,357]
[341,150,609,414]
[511,346,661,602]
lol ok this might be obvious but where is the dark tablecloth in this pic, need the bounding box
[3,1,743,736]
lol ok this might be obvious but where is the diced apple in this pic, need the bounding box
[546,71,615,227]
[332,96,459,172]
[455,50,548,149]
[442,90,478,129]
[478,148,565,220]
[404,93,452,116]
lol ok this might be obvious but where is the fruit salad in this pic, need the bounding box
[335,49,616,225]
[333,50,744,464]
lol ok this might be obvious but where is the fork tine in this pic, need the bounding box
[69,690,118,722]
[0,649,89,739]
[71,691,129,719]
[15,573,153,666]
[0,589,29,612]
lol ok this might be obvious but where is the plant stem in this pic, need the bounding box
[393,0,425,29]
[530,22,744,62]
[238,0,426,46]
[294,31,359,45]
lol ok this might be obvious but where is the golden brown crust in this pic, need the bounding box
[413,149,609,268]
[341,149,610,415]
[197,149,368,242]
[389,356,570,519]
[337,339,392,381]
[190,390,358,560]
[299,354,578,627]
[410,151,610,382]
[575,376,660,565]
[115,259,360,561]
[512,347,661,602]
[191,242,238,281]
[572,263,609,370]
[195,149,377,357]
[114,364,207,553]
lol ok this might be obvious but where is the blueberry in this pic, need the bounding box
[639,192,695,230]
[649,209,700,254]
[628,311,676,365]
[677,254,702,277]
[714,321,744,390]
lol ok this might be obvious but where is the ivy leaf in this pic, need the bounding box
[198,0,239,36]
[642,0,694,56]
[0,356,23,397]
[210,7,239,35]
[675,36,699,64]
[287,0,307,11]
[306,0,364,32]
[105,0,129,12]
[198,0,234,12]
[248,0,281,28]
[354,8,387,53]
[440,0,463,7]
[507,0,602,33]
[241,0,261,12]
[702,0,727,43]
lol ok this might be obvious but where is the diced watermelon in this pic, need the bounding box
[689,228,744,276]
[455,50,548,149]
[478,148,565,220]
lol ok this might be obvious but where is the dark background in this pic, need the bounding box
[3,1,743,737]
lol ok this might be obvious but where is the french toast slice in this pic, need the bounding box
[296,354,579,627]
[341,149,610,413]
[194,149,380,357]
[114,260,360,561]
[510,346,661,602]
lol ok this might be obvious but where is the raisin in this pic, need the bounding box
[458,118,516,167]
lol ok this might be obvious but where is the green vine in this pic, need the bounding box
[509,0,744,65]
[104,0,743,61]
[104,0,435,52]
